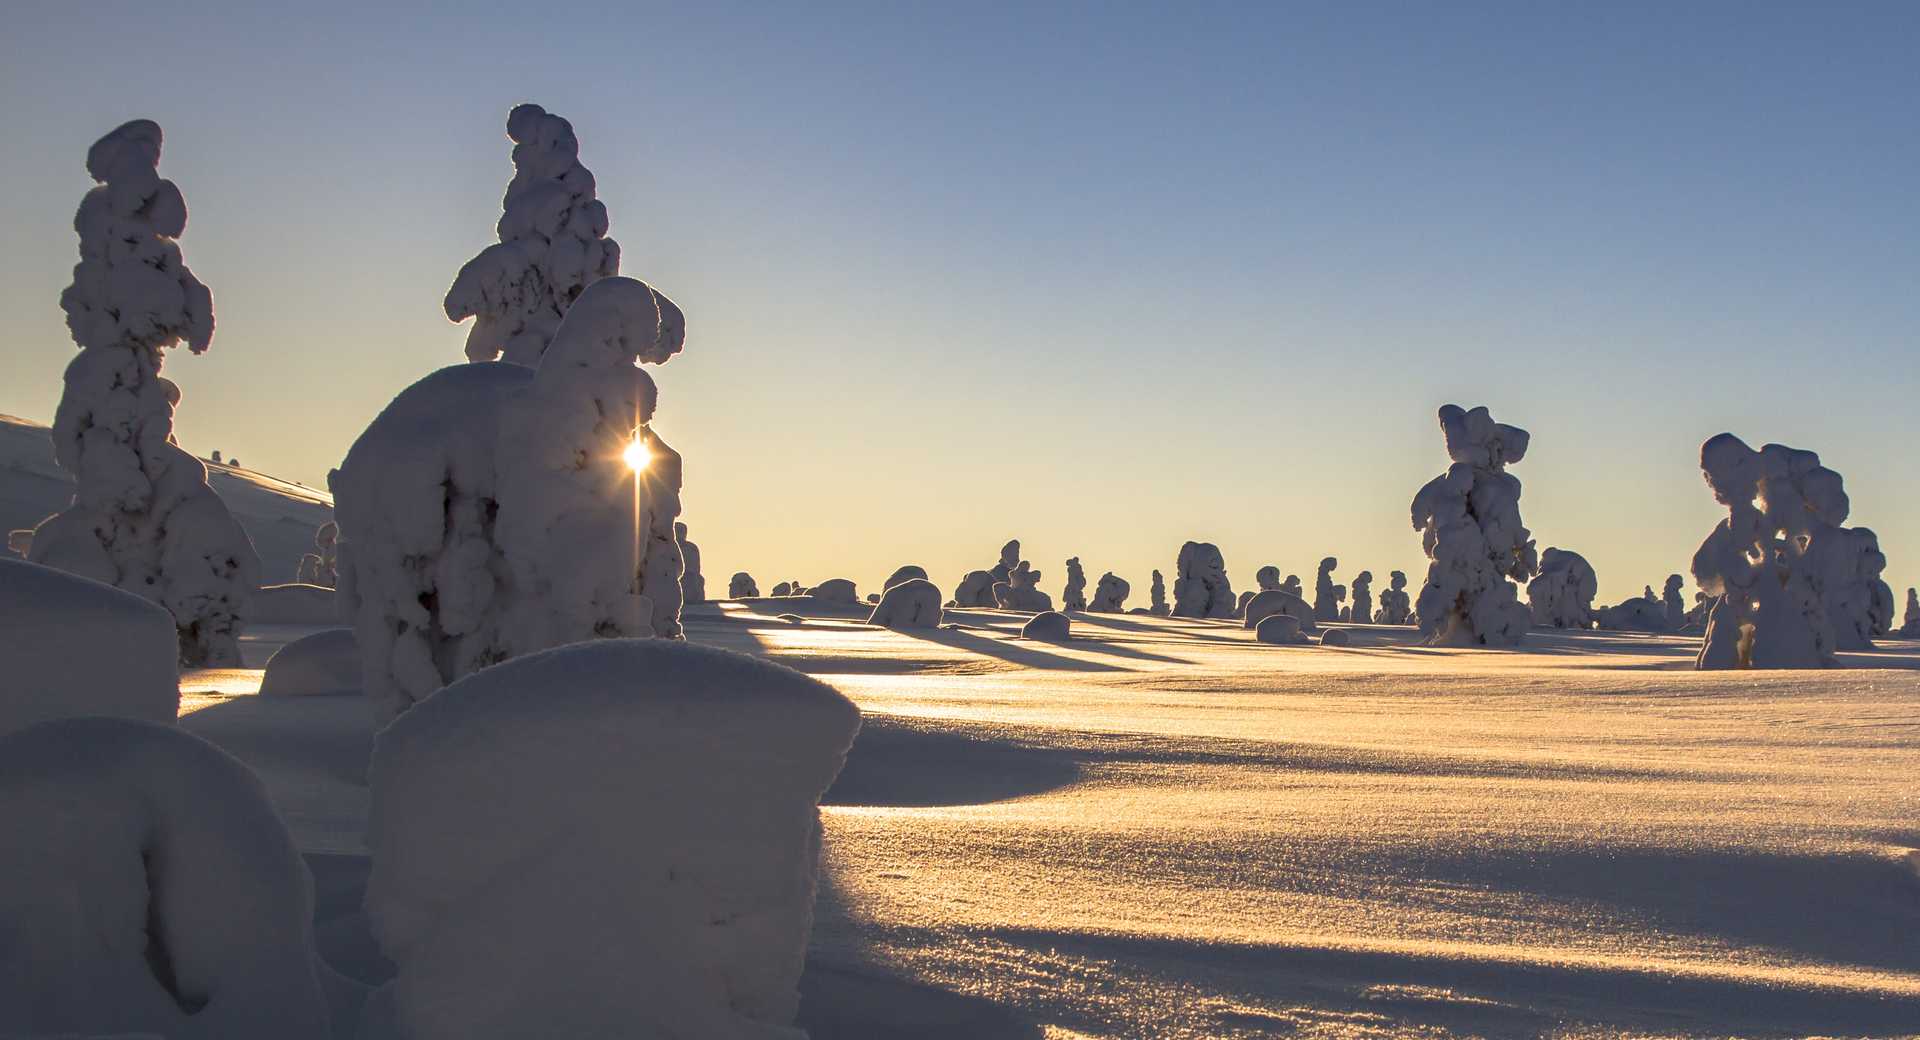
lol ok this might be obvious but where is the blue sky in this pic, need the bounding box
[2,2,1914,602]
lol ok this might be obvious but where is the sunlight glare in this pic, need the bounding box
[623,435,652,473]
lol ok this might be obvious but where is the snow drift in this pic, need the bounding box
[259,628,360,697]
[0,558,177,735]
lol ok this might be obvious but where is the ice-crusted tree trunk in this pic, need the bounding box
[1410,405,1537,647]
[29,120,258,667]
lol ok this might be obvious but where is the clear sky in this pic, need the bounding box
[2,2,1914,604]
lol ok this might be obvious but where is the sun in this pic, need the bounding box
[623,435,652,473]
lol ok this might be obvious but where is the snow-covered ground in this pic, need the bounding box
[179,603,1920,1039]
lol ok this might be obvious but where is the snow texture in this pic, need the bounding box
[0,718,331,1039]
[1061,557,1088,611]
[1088,572,1130,613]
[883,565,928,591]
[1242,589,1319,633]
[1253,613,1307,644]
[363,639,859,1040]
[993,560,1054,613]
[867,578,944,629]
[1020,611,1071,641]
[1375,570,1412,624]
[1313,557,1347,622]
[334,275,686,723]
[259,628,360,697]
[1172,541,1235,619]
[0,558,177,736]
[1149,569,1169,616]
[31,120,259,668]
[1527,548,1598,630]
[676,522,706,604]
[729,572,758,598]
[1411,404,1537,647]
[1349,571,1373,627]
[445,104,626,365]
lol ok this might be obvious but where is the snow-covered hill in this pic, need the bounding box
[1,413,333,582]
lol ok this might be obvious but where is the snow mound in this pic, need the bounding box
[1411,404,1537,647]
[729,572,759,598]
[364,639,859,1040]
[882,565,927,591]
[251,583,338,625]
[259,628,360,697]
[1254,613,1307,645]
[867,578,944,629]
[810,578,859,605]
[1319,628,1351,647]
[0,718,330,1039]
[1596,595,1671,633]
[1020,611,1071,641]
[1172,542,1235,619]
[1527,548,1598,630]
[0,558,177,736]
[1242,588,1318,633]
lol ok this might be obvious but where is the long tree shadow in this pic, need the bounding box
[1068,611,1255,647]
[900,626,1129,672]
[823,715,1084,807]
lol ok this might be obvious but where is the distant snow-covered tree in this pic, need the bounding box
[1410,405,1536,647]
[1527,548,1598,630]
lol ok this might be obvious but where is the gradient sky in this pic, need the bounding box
[3,2,1915,604]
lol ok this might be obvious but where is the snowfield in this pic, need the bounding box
[173,600,1920,1039]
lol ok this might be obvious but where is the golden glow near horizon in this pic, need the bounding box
[623,434,653,473]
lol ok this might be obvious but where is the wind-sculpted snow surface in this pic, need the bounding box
[1527,548,1598,630]
[445,104,629,365]
[1313,557,1346,622]
[1411,404,1537,647]
[30,120,259,667]
[1089,571,1130,612]
[729,572,758,598]
[0,559,178,735]
[362,640,858,1040]
[1375,570,1412,624]
[1062,557,1088,611]
[868,578,944,629]
[676,522,705,604]
[1172,541,1235,618]
[0,718,331,1040]
[334,276,686,722]
[1689,433,1879,668]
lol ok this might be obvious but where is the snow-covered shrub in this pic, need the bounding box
[1089,571,1130,612]
[1349,571,1373,627]
[1255,565,1283,591]
[0,559,178,736]
[1410,404,1537,646]
[363,640,858,1040]
[1375,570,1411,624]
[730,572,758,598]
[1320,628,1351,647]
[30,120,259,667]
[1061,557,1087,611]
[259,628,359,697]
[1527,548,1598,629]
[883,565,927,590]
[993,560,1053,612]
[676,522,706,604]
[1021,611,1071,641]
[1243,589,1317,633]
[1313,557,1346,622]
[295,520,338,586]
[809,578,859,605]
[868,578,943,629]
[334,275,685,722]
[1172,541,1234,618]
[1254,613,1306,644]
[1149,569,1169,616]
[0,718,331,1039]
[445,104,625,365]
[1690,433,1867,668]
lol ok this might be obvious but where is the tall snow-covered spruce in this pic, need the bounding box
[1410,404,1537,647]
[29,120,259,666]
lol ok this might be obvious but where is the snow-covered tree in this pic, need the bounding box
[29,120,259,666]
[445,103,634,365]
[1410,405,1536,647]
[295,519,338,586]
[993,560,1053,612]
[1149,569,1169,616]
[675,522,705,604]
[1374,570,1411,624]
[1661,574,1686,630]
[1527,548,1597,629]
[1062,557,1087,611]
[1089,571,1130,612]
[1350,570,1374,625]
[1313,557,1346,622]
[1901,588,1920,637]
[883,565,928,590]
[868,578,943,628]
[1255,565,1283,591]
[729,572,758,598]
[1173,541,1235,618]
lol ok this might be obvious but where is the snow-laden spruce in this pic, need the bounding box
[1349,570,1374,626]
[1690,433,1887,667]
[676,521,706,604]
[1410,405,1537,647]
[295,519,338,586]
[361,640,858,1040]
[29,120,259,666]
[1089,571,1130,612]
[0,718,333,1039]
[730,571,759,598]
[1901,588,1920,637]
[1527,548,1598,630]
[334,276,686,722]
[445,103,633,365]
[0,558,178,735]
[1061,556,1088,611]
[1374,570,1411,624]
[1661,575,1687,630]
[1255,565,1283,592]
[1149,569,1169,616]
[868,577,944,628]
[993,559,1054,612]
[952,540,1020,607]
[1313,557,1346,621]
[1172,541,1235,618]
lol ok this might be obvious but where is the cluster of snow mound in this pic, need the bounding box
[1061,557,1088,611]
[259,628,360,697]
[252,582,338,625]
[1149,569,1169,616]
[334,274,686,723]
[1243,588,1317,633]
[1374,570,1412,624]
[868,578,943,629]
[362,640,858,1040]
[993,560,1054,612]
[1088,571,1130,612]
[1253,613,1307,644]
[0,718,332,1039]
[883,565,927,591]
[1595,594,1669,632]
[730,571,758,598]
[1410,404,1537,647]
[952,540,1021,607]
[31,120,260,667]
[1312,557,1346,621]
[1527,548,1598,630]
[1021,610,1071,641]
[809,578,859,605]
[676,522,705,604]
[1349,570,1373,625]
[1690,433,1891,668]
[445,103,629,365]
[295,520,338,587]
[0,559,177,736]
[1172,541,1235,618]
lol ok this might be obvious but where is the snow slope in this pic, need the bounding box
[1,412,333,582]
[172,605,1920,1038]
